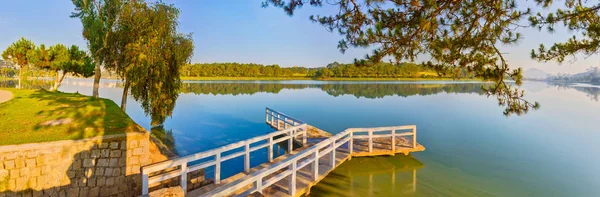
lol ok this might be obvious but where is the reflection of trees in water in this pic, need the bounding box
[180,82,487,98]
[0,79,53,89]
[549,83,600,102]
[150,126,177,154]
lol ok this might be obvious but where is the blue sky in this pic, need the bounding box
[0,1,598,74]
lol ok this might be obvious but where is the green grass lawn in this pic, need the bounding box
[0,88,144,146]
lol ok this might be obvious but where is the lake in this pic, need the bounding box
[4,78,600,196]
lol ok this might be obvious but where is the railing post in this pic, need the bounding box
[368,130,373,153]
[265,109,269,124]
[288,129,293,153]
[215,153,221,184]
[349,131,353,156]
[289,161,297,195]
[313,151,319,181]
[302,124,307,145]
[256,176,263,194]
[391,129,396,152]
[142,172,149,195]
[245,142,250,172]
[268,136,273,162]
[277,114,281,130]
[330,140,336,167]
[181,163,188,194]
[412,126,417,148]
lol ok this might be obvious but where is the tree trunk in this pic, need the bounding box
[52,71,67,91]
[52,70,60,91]
[92,63,101,98]
[18,66,22,89]
[120,78,130,111]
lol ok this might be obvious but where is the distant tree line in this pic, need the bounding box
[180,61,475,79]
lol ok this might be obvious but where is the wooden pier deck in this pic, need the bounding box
[141,108,425,197]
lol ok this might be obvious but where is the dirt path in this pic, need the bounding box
[0,90,13,103]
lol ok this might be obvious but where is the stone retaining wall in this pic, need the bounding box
[0,132,153,197]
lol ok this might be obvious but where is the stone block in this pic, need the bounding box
[15,159,25,168]
[4,160,15,170]
[97,159,108,167]
[89,187,100,197]
[118,158,126,167]
[73,160,82,170]
[131,165,140,174]
[129,140,138,148]
[28,177,37,189]
[101,149,110,158]
[96,167,104,176]
[67,170,76,178]
[110,150,121,158]
[19,167,29,177]
[88,177,97,187]
[31,167,40,176]
[26,151,38,158]
[110,142,120,149]
[112,168,120,176]
[80,152,90,159]
[80,187,89,197]
[99,143,108,149]
[4,153,16,160]
[86,168,94,177]
[104,168,112,176]
[41,166,49,175]
[67,188,79,197]
[9,169,19,178]
[15,176,27,191]
[121,141,127,150]
[109,158,118,168]
[148,187,184,197]
[91,150,101,158]
[97,177,105,186]
[35,155,45,166]
[106,177,115,186]
[79,177,87,187]
[132,148,143,156]
[83,159,96,168]
[36,175,46,187]
[128,156,139,165]
[25,159,36,167]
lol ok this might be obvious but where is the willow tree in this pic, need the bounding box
[1,37,36,88]
[264,0,540,115]
[71,0,123,98]
[530,0,600,64]
[104,1,193,126]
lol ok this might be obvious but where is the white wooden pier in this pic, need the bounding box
[141,108,425,196]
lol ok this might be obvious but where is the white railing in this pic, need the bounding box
[203,125,417,197]
[266,107,305,131]
[141,109,308,195]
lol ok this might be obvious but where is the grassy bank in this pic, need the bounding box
[181,76,481,81]
[0,88,144,145]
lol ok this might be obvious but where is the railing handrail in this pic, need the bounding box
[142,124,306,173]
[347,125,416,132]
[204,128,351,197]
[266,107,305,124]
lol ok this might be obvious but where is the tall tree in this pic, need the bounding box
[1,37,36,88]
[104,1,193,126]
[264,0,539,115]
[29,44,95,91]
[71,0,123,98]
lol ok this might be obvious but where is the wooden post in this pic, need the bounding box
[391,129,396,152]
[255,176,263,194]
[265,109,269,124]
[368,130,373,153]
[215,153,221,184]
[245,142,250,172]
[349,131,353,156]
[268,136,273,162]
[142,172,149,195]
[412,126,417,148]
[330,140,336,167]
[181,163,188,194]
[313,151,319,181]
[277,114,281,130]
[289,161,297,195]
[302,124,307,145]
[288,129,293,153]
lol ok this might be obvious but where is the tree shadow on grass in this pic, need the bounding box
[29,89,139,140]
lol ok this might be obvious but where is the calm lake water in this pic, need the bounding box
[4,78,600,196]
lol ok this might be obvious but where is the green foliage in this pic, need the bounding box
[102,1,194,126]
[530,1,600,63]
[28,43,95,90]
[264,0,538,116]
[1,37,36,75]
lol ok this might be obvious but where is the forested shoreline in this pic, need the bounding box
[179,62,475,79]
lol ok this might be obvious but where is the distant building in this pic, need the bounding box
[0,60,16,69]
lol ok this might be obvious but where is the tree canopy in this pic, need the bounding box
[264,0,539,115]
[1,37,36,88]
[28,44,95,91]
